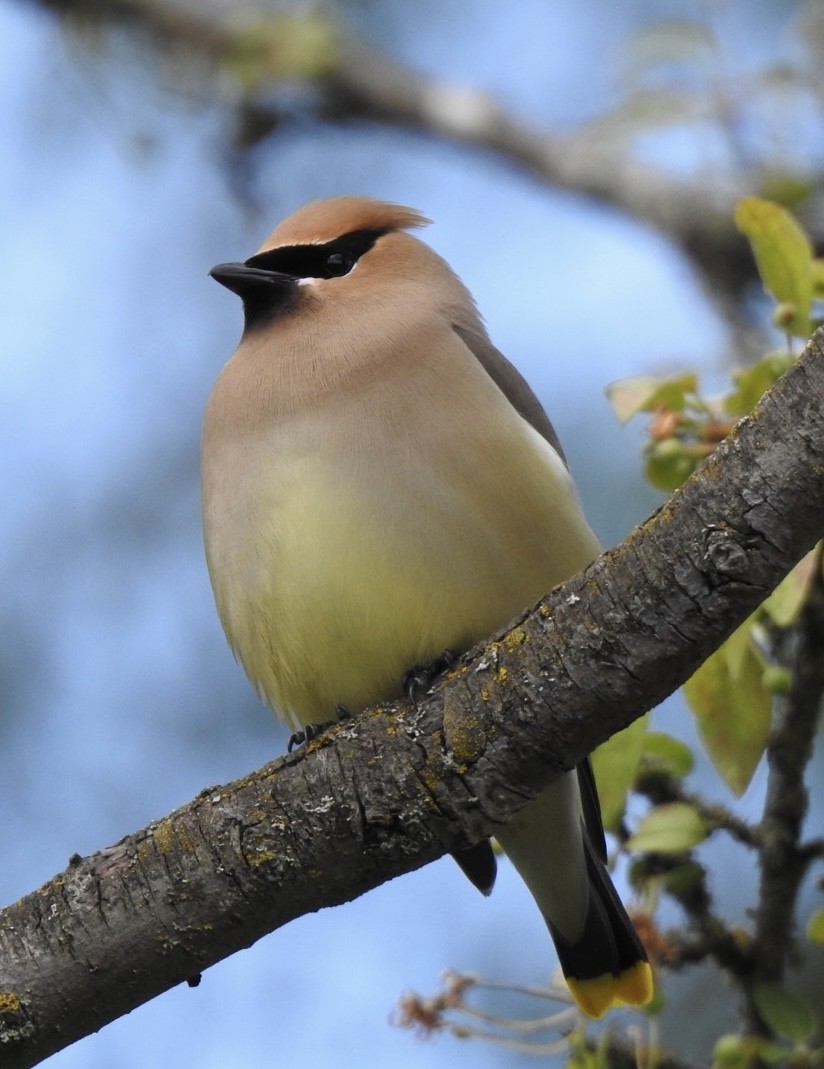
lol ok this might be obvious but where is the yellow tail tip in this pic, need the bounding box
[567,962,654,1020]
[616,960,655,1007]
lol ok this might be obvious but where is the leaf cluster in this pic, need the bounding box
[594,199,824,1067]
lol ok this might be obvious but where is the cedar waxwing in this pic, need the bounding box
[202,196,653,1019]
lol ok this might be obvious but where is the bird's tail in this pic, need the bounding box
[549,837,653,1018]
[494,774,653,1020]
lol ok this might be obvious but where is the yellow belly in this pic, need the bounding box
[204,395,599,730]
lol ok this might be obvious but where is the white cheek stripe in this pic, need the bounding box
[295,260,359,286]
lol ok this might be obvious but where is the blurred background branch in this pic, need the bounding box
[29,0,824,329]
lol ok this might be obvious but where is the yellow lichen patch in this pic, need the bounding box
[442,661,467,684]
[419,759,446,802]
[503,627,528,652]
[248,849,278,866]
[443,691,487,765]
[0,991,22,1013]
[496,666,508,684]
[153,818,194,856]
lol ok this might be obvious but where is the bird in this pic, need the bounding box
[201,195,653,1019]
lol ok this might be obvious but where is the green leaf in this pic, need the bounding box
[712,1033,750,1069]
[606,372,697,422]
[762,549,819,627]
[806,908,824,944]
[734,197,813,338]
[640,731,694,778]
[626,802,708,854]
[812,258,824,298]
[711,1033,794,1068]
[724,352,795,416]
[761,665,793,696]
[644,439,701,491]
[723,614,755,677]
[752,983,816,1043]
[661,859,704,894]
[591,715,648,830]
[756,1042,802,1064]
[683,618,771,795]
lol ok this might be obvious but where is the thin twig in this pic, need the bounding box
[635,770,761,849]
[745,543,824,1034]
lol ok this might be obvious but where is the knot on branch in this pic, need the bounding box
[704,528,751,581]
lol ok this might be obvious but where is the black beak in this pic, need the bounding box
[209,262,296,299]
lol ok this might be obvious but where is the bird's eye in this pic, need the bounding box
[324,252,353,277]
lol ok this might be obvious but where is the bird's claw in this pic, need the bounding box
[287,704,352,751]
[403,649,458,702]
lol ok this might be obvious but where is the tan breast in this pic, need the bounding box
[202,320,599,729]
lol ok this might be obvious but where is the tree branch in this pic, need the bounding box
[744,543,824,1035]
[658,860,753,980]
[322,33,753,290]
[635,769,761,850]
[2,330,824,1067]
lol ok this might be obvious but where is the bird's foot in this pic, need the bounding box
[403,649,458,702]
[287,705,351,752]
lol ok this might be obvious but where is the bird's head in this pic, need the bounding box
[210,196,440,333]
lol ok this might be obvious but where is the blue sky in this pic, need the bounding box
[1,1,820,1066]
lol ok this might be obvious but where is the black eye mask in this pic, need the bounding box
[244,228,384,280]
[210,228,386,331]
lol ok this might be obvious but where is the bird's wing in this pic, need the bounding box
[452,324,568,465]
[454,322,608,859]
